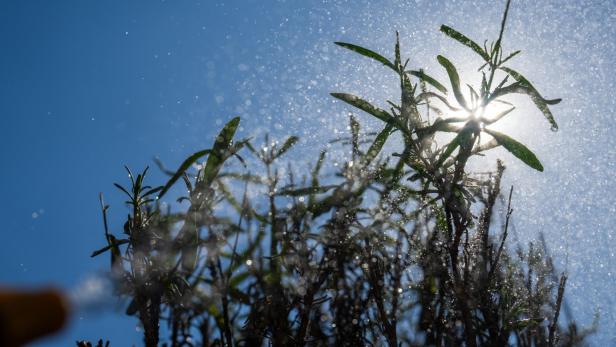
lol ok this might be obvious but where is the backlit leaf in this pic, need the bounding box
[202,117,242,185]
[334,42,396,71]
[274,136,299,159]
[440,25,490,61]
[407,70,448,94]
[158,149,212,199]
[437,55,469,110]
[484,128,544,171]
[500,67,560,131]
[331,93,404,132]
[361,123,394,166]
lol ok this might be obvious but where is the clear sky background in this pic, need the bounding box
[1,0,614,345]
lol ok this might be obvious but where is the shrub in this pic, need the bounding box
[91,1,594,345]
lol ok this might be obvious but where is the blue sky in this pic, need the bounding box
[1,0,614,345]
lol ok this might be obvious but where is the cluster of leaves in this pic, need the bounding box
[90,1,595,346]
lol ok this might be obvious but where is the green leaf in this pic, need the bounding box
[394,32,401,69]
[416,92,461,111]
[361,123,394,166]
[483,106,515,124]
[350,115,360,157]
[499,50,521,65]
[437,55,469,110]
[400,71,421,129]
[416,117,463,139]
[440,25,490,61]
[113,183,133,200]
[484,128,544,171]
[407,70,448,94]
[330,93,403,130]
[435,126,475,168]
[334,42,396,71]
[90,238,129,258]
[274,136,299,159]
[276,185,338,196]
[158,149,211,199]
[202,117,242,185]
[467,84,479,106]
[142,186,163,197]
[500,67,560,131]
[435,133,462,168]
[309,150,327,206]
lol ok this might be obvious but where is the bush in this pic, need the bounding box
[90,1,594,345]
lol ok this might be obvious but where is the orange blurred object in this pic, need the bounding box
[0,288,68,347]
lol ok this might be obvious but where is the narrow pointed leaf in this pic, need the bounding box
[500,67,560,130]
[440,25,490,61]
[394,32,401,69]
[91,238,129,257]
[407,70,448,94]
[158,149,212,199]
[331,93,402,129]
[274,136,299,159]
[435,133,462,168]
[361,123,394,166]
[142,186,163,197]
[350,115,360,157]
[499,50,521,65]
[483,106,515,124]
[467,84,479,106]
[334,42,396,71]
[435,125,476,168]
[202,117,241,185]
[400,72,421,129]
[416,92,461,111]
[113,183,133,200]
[437,55,469,110]
[416,118,463,139]
[484,128,544,171]
[276,185,338,197]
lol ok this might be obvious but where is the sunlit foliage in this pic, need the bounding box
[90,1,595,346]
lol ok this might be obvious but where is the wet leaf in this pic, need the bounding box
[334,42,396,71]
[274,136,299,159]
[416,118,463,139]
[157,149,212,199]
[276,185,338,196]
[500,67,560,130]
[484,128,544,171]
[437,55,468,110]
[407,70,448,94]
[90,238,129,257]
[440,25,490,61]
[499,50,521,65]
[416,92,461,111]
[483,106,515,124]
[361,123,394,166]
[331,93,404,131]
[435,126,475,168]
[202,117,242,185]
[435,133,462,168]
